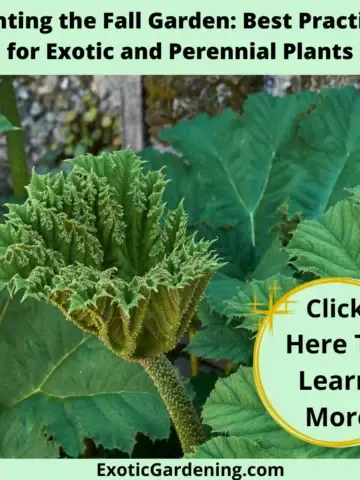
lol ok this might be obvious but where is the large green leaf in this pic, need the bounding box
[142,87,360,320]
[188,368,360,458]
[187,241,293,363]
[287,199,360,278]
[293,86,360,215]
[0,406,58,458]
[186,275,254,364]
[0,293,170,458]
[186,299,253,364]
[204,273,245,315]
[141,92,317,276]
[214,190,360,338]
[189,436,360,459]
[203,368,283,440]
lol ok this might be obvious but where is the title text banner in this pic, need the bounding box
[1,0,360,73]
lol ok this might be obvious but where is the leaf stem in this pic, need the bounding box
[138,353,205,454]
[0,76,29,199]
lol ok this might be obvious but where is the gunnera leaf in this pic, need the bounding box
[187,368,360,459]
[222,189,360,336]
[142,86,360,278]
[188,436,360,459]
[141,92,318,277]
[0,149,222,360]
[186,273,298,364]
[286,196,360,278]
[141,87,360,341]
[185,297,253,364]
[0,291,170,458]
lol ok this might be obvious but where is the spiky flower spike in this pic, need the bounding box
[0,149,222,455]
[0,149,221,359]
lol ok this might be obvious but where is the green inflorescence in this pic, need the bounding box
[0,149,222,360]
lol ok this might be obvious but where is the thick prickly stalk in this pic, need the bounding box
[138,354,205,454]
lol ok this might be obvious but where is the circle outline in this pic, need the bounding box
[253,277,360,448]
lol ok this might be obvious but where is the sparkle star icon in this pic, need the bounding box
[246,281,295,334]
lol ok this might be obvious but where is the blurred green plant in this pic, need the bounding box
[0,76,29,200]
[37,91,122,175]
[0,113,19,218]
